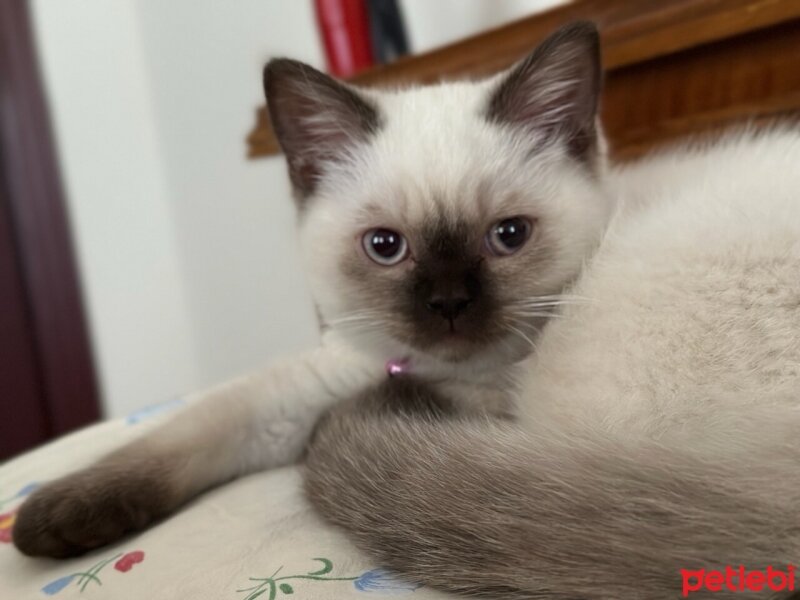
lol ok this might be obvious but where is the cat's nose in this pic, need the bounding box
[425,295,473,320]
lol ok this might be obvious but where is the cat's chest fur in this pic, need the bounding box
[434,376,520,418]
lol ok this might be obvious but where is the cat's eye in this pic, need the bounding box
[486,217,532,256]
[362,228,409,266]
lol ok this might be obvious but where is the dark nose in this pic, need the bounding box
[426,295,473,320]
[419,265,482,322]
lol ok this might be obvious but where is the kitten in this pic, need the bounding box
[302,22,800,600]
[12,21,609,559]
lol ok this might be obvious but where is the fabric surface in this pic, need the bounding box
[0,400,449,599]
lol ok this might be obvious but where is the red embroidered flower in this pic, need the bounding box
[0,510,16,543]
[114,550,145,572]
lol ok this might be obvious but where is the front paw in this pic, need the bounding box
[13,461,175,558]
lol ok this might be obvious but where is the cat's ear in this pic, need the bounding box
[264,59,381,198]
[486,21,601,163]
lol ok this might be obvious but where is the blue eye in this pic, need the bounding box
[487,217,532,256]
[363,228,408,266]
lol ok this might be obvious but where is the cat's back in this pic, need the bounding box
[607,126,800,219]
[519,127,800,437]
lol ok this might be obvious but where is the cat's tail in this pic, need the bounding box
[304,400,800,600]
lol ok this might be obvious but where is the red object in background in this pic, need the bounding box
[314,0,375,78]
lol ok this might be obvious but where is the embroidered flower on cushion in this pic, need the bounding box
[237,558,425,599]
[354,569,423,594]
[0,481,38,509]
[0,510,16,543]
[126,397,185,424]
[0,481,38,510]
[114,550,145,572]
[41,575,75,596]
[41,550,146,595]
[0,482,38,542]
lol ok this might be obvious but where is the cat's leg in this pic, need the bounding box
[13,342,381,558]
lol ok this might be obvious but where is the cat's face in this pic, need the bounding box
[265,22,613,366]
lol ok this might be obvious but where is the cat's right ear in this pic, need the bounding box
[264,59,381,200]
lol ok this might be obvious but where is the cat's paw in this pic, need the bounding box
[13,463,174,558]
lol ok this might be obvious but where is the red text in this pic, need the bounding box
[681,566,795,596]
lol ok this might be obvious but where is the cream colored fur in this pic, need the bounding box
[523,128,800,441]
[15,22,800,588]
[303,128,800,600]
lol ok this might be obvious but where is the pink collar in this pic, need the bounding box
[385,357,411,377]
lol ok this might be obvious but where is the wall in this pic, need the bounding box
[30,0,200,418]
[29,0,563,418]
[133,0,323,388]
[30,0,323,417]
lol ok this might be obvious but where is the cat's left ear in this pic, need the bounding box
[264,59,381,199]
[486,21,602,163]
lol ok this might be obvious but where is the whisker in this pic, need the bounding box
[513,294,589,307]
[328,310,382,327]
[505,323,537,350]
[514,300,583,309]
[508,318,545,332]
[510,310,563,319]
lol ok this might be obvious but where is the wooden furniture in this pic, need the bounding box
[246,0,800,160]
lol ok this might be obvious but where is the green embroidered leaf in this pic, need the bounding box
[307,558,333,576]
[279,583,294,594]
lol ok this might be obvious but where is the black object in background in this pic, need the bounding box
[367,0,410,65]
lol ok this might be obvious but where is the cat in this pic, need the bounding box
[15,21,800,600]
[12,20,610,561]
[298,22,800,600]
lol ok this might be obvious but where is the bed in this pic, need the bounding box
[0,398,449,599]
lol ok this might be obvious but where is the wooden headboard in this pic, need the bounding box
[246,0,800,160]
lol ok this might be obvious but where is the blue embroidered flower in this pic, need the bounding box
[0,481,38,513]
[15,482,38,498]
[41,575,74,595]
[126,398,185,424]
[354,569,423,594]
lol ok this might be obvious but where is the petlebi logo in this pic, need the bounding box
[681,566,796,596]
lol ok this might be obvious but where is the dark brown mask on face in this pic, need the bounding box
[402,220,496,355]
